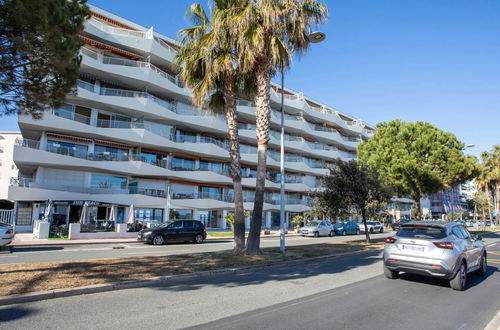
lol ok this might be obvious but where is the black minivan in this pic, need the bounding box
[137,220,207,245]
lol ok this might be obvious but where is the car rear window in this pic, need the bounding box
[397,225,447,239]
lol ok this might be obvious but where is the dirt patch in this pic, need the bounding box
[0,240,383,297]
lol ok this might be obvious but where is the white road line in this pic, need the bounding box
[0,255,18,258]
[486,242,498,247]
[0,262,25,266]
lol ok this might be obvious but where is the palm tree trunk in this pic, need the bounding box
[495,182,500,226]
[246,57,272,255]
[362,210,370,243]
[224,79,246,255]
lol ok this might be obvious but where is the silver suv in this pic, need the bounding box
[383,221,486,291]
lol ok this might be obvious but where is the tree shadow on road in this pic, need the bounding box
[150,249,383,293]
[0,306,38,322]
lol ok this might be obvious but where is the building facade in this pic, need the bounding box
[9,6,375,233]
[0,131,21,208]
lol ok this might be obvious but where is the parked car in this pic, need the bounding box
[359,221,384,234]
[138,220,207,245]
[0,223,14,247]
[301,221,334,237]
[333,221,360,236]
[391,219,412,231]
[383,221,486,291]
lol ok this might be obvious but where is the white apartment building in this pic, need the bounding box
[9,6,375,233]
[0,131,21,207]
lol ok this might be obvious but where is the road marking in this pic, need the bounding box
[456,323,467,330]
[486,242,498,247]
[487,252,500,256]
[0,262,25,266]
[488,260,500,264]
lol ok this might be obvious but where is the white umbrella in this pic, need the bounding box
[43,200,52,222]
[165,185,171,222]
[79,203,89,225]
[109,206,115,222]
[127,205,135,224]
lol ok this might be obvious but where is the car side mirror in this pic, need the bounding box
[474,234,482,241]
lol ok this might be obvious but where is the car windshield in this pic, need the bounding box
[397,225,447,239]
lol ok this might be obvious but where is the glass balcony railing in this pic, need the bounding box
[77,80,177,113]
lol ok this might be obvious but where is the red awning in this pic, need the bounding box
[79,35,142,60]
[47,133,92,144]
[94,139,131,149]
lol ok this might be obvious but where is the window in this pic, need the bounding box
[459,226,471,239]
[170,221,183,229]
[451,226,465,239]
[397,225,447,239]
[183,221,194,229]
[90,174,127,189]
[171,157,195,171]
[47,139,88,159]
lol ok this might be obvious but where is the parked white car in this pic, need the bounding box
[0,223,13,247]
[359,221,384,234]
[301,221,334,237]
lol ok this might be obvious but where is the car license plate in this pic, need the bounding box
[401,244,425,252]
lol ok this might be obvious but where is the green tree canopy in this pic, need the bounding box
[316,160,392,242]
[357,120,478,218]
[0,0,90,118]
[478,145,500,224]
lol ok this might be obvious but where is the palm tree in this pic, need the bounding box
[175,2,250,254]
[479,145,500,225]
[236,0,328,254]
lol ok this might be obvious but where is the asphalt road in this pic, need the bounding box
[1,233,499,330]
[0,232,392,265]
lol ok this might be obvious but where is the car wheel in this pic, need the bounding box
[153,235,165,246]
[450,261,467,291]
[342,230,347,236]
[477,253,487,276]
[383,265,399,279]
[329,230,335,237]
[314,231,319,238]
[356,229,360,235]
[194,234,204,244]
[369,228,374,234]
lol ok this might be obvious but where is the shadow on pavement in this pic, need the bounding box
[395,264,498,290]
[150,249,383,293]
[0,306,38,322]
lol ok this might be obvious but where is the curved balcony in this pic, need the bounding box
[80,48,190,101]
[84,18,176,66]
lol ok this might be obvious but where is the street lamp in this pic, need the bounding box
[279,31,326,253]
[450,143,475,221]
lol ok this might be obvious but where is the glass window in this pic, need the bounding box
[169,221,183,229]
[94,145,129,161]
[173,209,193,219]
[459,226,471,239]
[451,226,465,239]
[175,129,197,143]
[183,221,194,229]
[47,139,88,159]
[397,225,447,239]
[171,157,195,170]
[90,174,127,189]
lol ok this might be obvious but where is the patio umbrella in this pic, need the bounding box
[43,200,52,222]
[109,206,115,222]
[79,203,89,225]
[127,205,135,224]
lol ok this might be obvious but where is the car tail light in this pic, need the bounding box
[5,228,13,234]
[434,242,453,249]
[385,237,397,244]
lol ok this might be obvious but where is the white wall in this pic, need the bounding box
[0,132,21,200]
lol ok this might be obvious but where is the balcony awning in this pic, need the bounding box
[94,139,131,149]
[46,133,92,144]
[79,35,142,60]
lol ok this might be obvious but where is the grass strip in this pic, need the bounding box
[0,240,384,297]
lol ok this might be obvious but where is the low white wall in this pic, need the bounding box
[33,220,49,239]
[68,223,137,240]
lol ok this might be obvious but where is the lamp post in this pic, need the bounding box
[279,31,326,253]
[450,144,475,221]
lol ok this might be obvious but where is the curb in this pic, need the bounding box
[9,234,303,248]
[0,247,383,306]
[484,310,500,330]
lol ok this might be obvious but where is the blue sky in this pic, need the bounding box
[2,0,498,157]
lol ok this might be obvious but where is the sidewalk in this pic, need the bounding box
[10,231,302,247]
